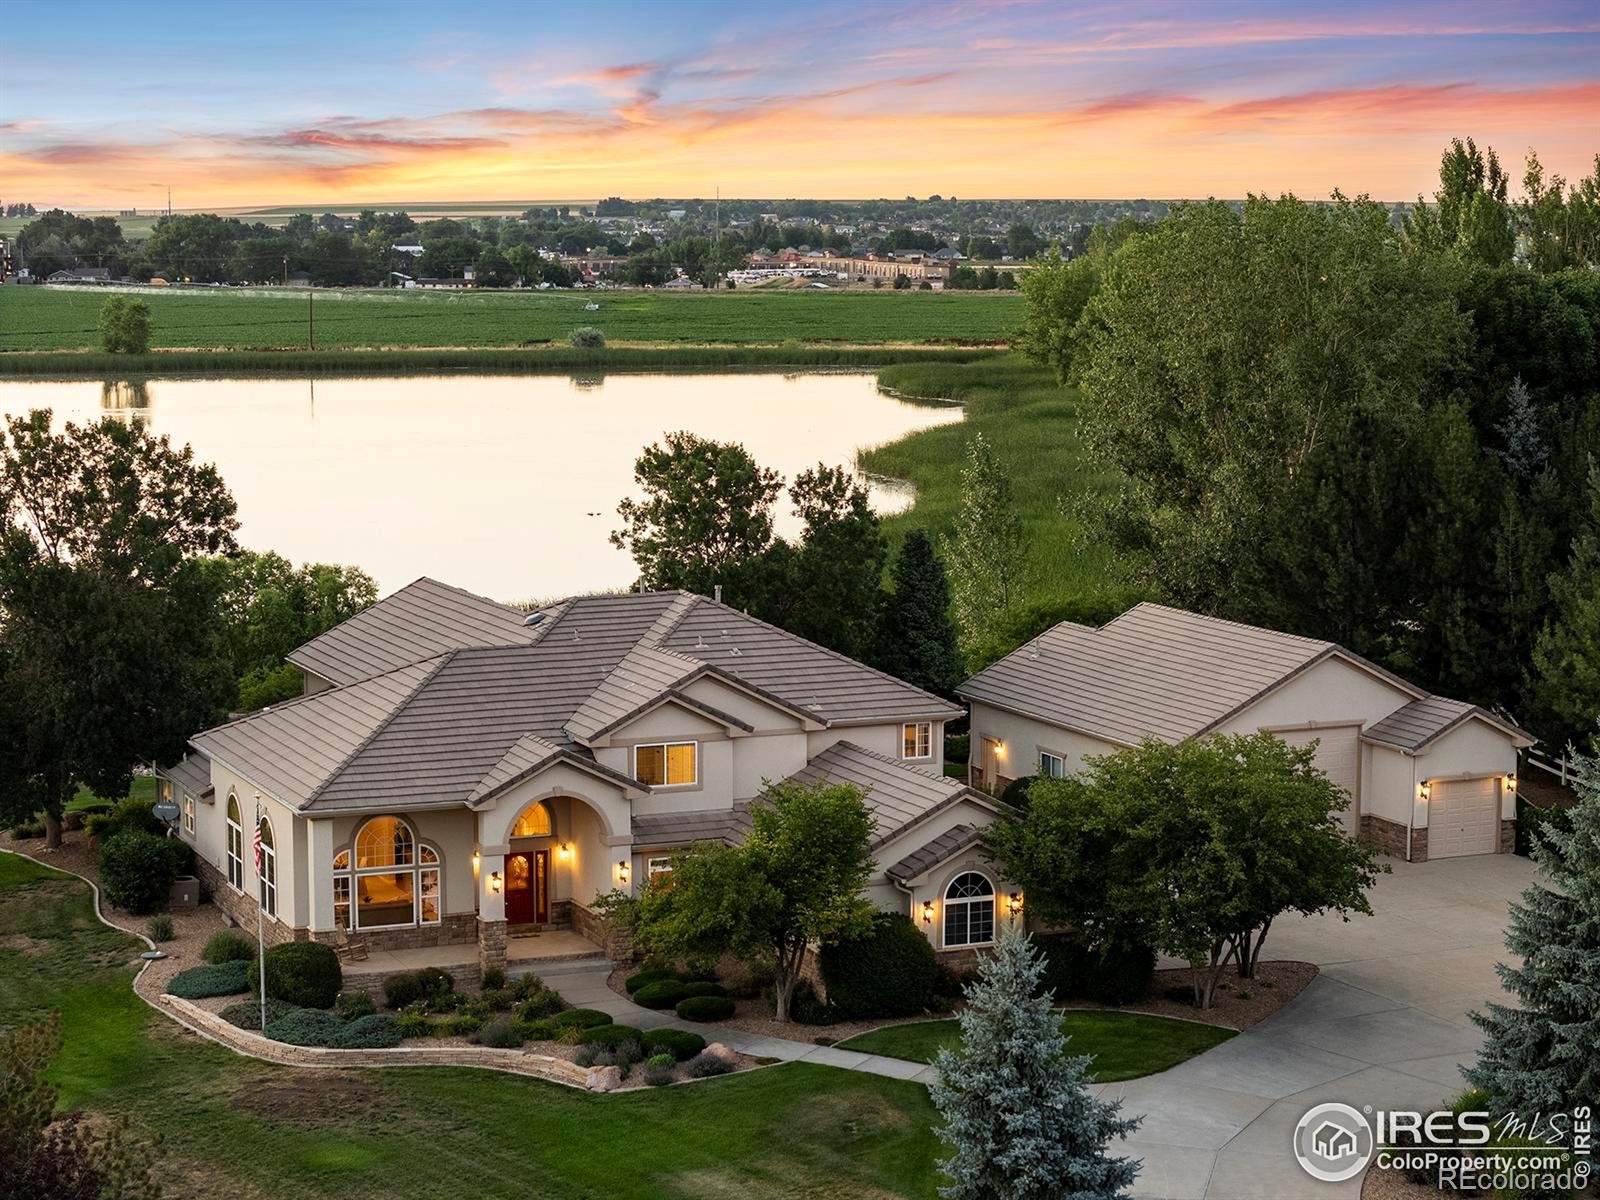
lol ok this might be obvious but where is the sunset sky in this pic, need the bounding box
[4,0,1597,209]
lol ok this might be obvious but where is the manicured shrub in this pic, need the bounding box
[644,1056,677,1087]
[415,966,454,996]
[675,994,735,1022]
[333,1013,401,1049]
[424,989,463,1014]
[680,981,728,1000]
[632,979,689,1009]
[625,968,681,994]
[249,941,342,1010]
[932,961,972,1000]
[395,1013,432,1039]
[580,1024,643,1048]
[647,1052,676,1069]
[514,1017,559,1042]
[1083,942,1156,1005]
[819,912,936,1019]
[1034,933,1089,999]
[569,326,605,349]
[481,966,507,990]
[383,972,424,1010]
[84,793,163,842]
[685,1050,733,1077]
[517,991,564,1021]
[335,990,376,1019]
[464,996,495,1020]
[264,1007,345,1047]
[477,987,515,1012]
[203,930,256,964]
[787,980,837,1026]
[99,831,181,915]
[147,914,174,943]
[553,1008,612,1029]
[640,1028,705,1062]
[474,1016,524,1048]
[219,997,296,1030]
[167,960,249,999]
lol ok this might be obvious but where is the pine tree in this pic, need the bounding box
[943,432,1027,665]
[1464,748,1600,1115]
[878,529,962,696]
[1529,461,1600,749]
[1493,377,1548,481]
[931,927,1140,1200]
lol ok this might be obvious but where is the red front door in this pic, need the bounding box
[505,851,548,925]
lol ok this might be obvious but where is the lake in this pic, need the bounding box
[0,372,962,600]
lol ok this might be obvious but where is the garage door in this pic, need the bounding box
[1277,727,1360,836]
[1429,777,1500,858]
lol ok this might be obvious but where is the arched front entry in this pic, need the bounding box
[504,800,553,926]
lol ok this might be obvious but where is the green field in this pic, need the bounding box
[861,355,1141,655]
[836,1011,1234,1079]
[0,286,1022,352]
[0,850,945,1199]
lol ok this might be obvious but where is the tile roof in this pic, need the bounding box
[1363,696,1532,751]
[160,754,212,799]
[885,823,984,884]
[285,576,542,686]
[959,602,1415,746]
[630,807,755,850]
[785,740,994,847]
[188,581,957,814]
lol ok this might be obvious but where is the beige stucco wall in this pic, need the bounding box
[895,847,1025,953]
[182,757,304,931]
[806,719,946,766]
[965,700,1125,779]
[1220,656,1415,735]
[1415,719,1520,826]
[1367,743,1419,827]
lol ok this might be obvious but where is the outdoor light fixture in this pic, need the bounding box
[995,741,1007,759]
[558,842,572,860]
[1009,892,1023,916]
[489,871,502,894]
[472,851,480,870]
[921,900,934,924]
[1505,774,1518,793]
[1419,780,1432,801]
[617,859,631,884]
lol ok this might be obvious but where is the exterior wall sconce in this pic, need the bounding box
[1008,892,1023,916]
[617,859,631,884]
[489,871,503,894]
[558,842,572,860]
[1505,774,1518,793]
[994,741,1007,760]
[472,851,480,871]
[1419,780,1432,801]
[921,900,934,924]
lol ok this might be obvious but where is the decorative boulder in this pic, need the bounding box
[702,1042,739,1065]
[585,1065,623,1093]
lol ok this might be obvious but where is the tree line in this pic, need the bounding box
[1017,141,1600,754]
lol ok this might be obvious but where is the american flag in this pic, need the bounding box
[253,806,263,873]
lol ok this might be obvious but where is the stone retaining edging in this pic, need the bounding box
[159,993,591,1086]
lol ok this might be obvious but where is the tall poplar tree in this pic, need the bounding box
[944,433,1027,666]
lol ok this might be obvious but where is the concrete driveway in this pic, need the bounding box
[1102,853,1535,1200]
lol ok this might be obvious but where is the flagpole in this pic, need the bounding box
[256,797,267,1031]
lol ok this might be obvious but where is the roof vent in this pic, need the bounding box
[523,611,546,627]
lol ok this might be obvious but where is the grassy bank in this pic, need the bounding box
[0,285,1022,352]
[836,1011,1234,1079]
[0,850,945,1199]
[0,343,1002,378]
[859,354,1141,650]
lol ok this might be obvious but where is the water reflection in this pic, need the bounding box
[9,372,961,600]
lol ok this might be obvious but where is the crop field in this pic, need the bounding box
[0,285,1023,351]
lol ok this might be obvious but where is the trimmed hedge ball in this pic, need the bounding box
[819,912,935,1020]
[249,941,342,1009]
[674,994,735,1022]
[553,1007,612,1029]
[639,1028,706,1062]
[579,1024,644,1048]
[333,1013,401,1050]
[624,968,681,994]
[263,1007,345,1047]
[679,981,728,1000]
[631,979,689,1009]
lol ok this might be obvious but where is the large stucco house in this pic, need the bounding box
[159,578,1013,974]
[961,603,1534,862]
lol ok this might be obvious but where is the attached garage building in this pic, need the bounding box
[961,604,1534,861]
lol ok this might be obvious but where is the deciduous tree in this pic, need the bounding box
[944,433,1027,666]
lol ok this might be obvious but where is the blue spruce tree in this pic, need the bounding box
[1465,745,1600,1114]
[931,926,1140,1200]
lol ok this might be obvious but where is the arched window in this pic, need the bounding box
[336,818,441,930]
[257,816,277,917]
[510,802,551,839]
[943,871,995,948]
[225,794,243,890]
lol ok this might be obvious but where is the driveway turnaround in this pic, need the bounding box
[1101,853,1533,1200]
[538,853,1532,1200]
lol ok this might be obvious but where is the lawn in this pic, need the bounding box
[0,850,947,1199]
[859,354,1144,656]
[67,775,154,812]
[836,1011,1234,1081]
[0,285,1023,352]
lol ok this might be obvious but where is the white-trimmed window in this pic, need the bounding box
[225,794,244,890]
[257,815,277,918]
[183,793,196,835]
[1039,751,1067,779]
[634,741,697,787]
[336,817,442,930]
[943,871,996,948]
[901,722,932,760]
[511,802,551,838]
[647,856,674,886]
